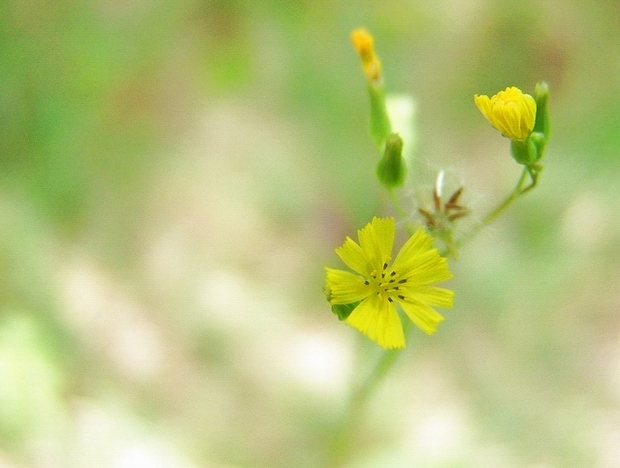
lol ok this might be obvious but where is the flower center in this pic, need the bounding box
[366,262,408,303]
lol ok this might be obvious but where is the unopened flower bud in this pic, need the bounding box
[376,133,406,188]
[351,28,382,84]
[532,81,551,159]
[351,28,392,146]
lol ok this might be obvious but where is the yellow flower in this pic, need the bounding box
[474,87,537,141]
[325,217,454,349]
[351,28,382,83]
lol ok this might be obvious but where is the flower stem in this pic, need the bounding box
[389,189,419,235]
[389,188,406,220]
[330,322,410,466]
[457,165,540,247]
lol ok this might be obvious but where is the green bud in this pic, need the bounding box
[532,81,550,158]
[533,82,550,135]
[368,83,392,147]
[376,132,406,188]
[510,137,538,166]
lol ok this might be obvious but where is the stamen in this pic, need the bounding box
[398,279,407,284]
[364,280,370,285]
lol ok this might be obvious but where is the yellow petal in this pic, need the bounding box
[325,268,371,304]
[397,299,445,335]
[398,286,454,308]
[519,94,537,133]
[406,254,453,285]
[474,94,494,122]
[335,236,371,276]
[350,28,382,82]
[391,227,434,269]
[346,294,405,349]
[351,28,375,60]
[474,87,536,141]
[358,217,395,272]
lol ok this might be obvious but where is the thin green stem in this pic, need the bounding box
[329,321,411,467]
[389,189,406,221]
[350,337,404,406]
[389,189,418,235]
[482,168,528,225]
[456,166,540,248]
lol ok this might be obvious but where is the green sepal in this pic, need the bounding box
[367,83,392,147]
[510,137,538,166]
[530,131,546,161]
[331,301,361,321]
[376,132,406,188]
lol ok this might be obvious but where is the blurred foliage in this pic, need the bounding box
[1,0,620,466]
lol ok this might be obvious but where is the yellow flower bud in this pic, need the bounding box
[351,28,382,83]
[474,87,537,141]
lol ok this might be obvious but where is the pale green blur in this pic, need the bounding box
[1,1,620,467]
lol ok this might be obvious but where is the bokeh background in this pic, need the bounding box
[2,0,620,466]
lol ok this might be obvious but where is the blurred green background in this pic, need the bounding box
[2,0,620,466]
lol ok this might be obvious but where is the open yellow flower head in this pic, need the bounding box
[351,28,382,83]
[325,217,454,349]
[474,87,537,141]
